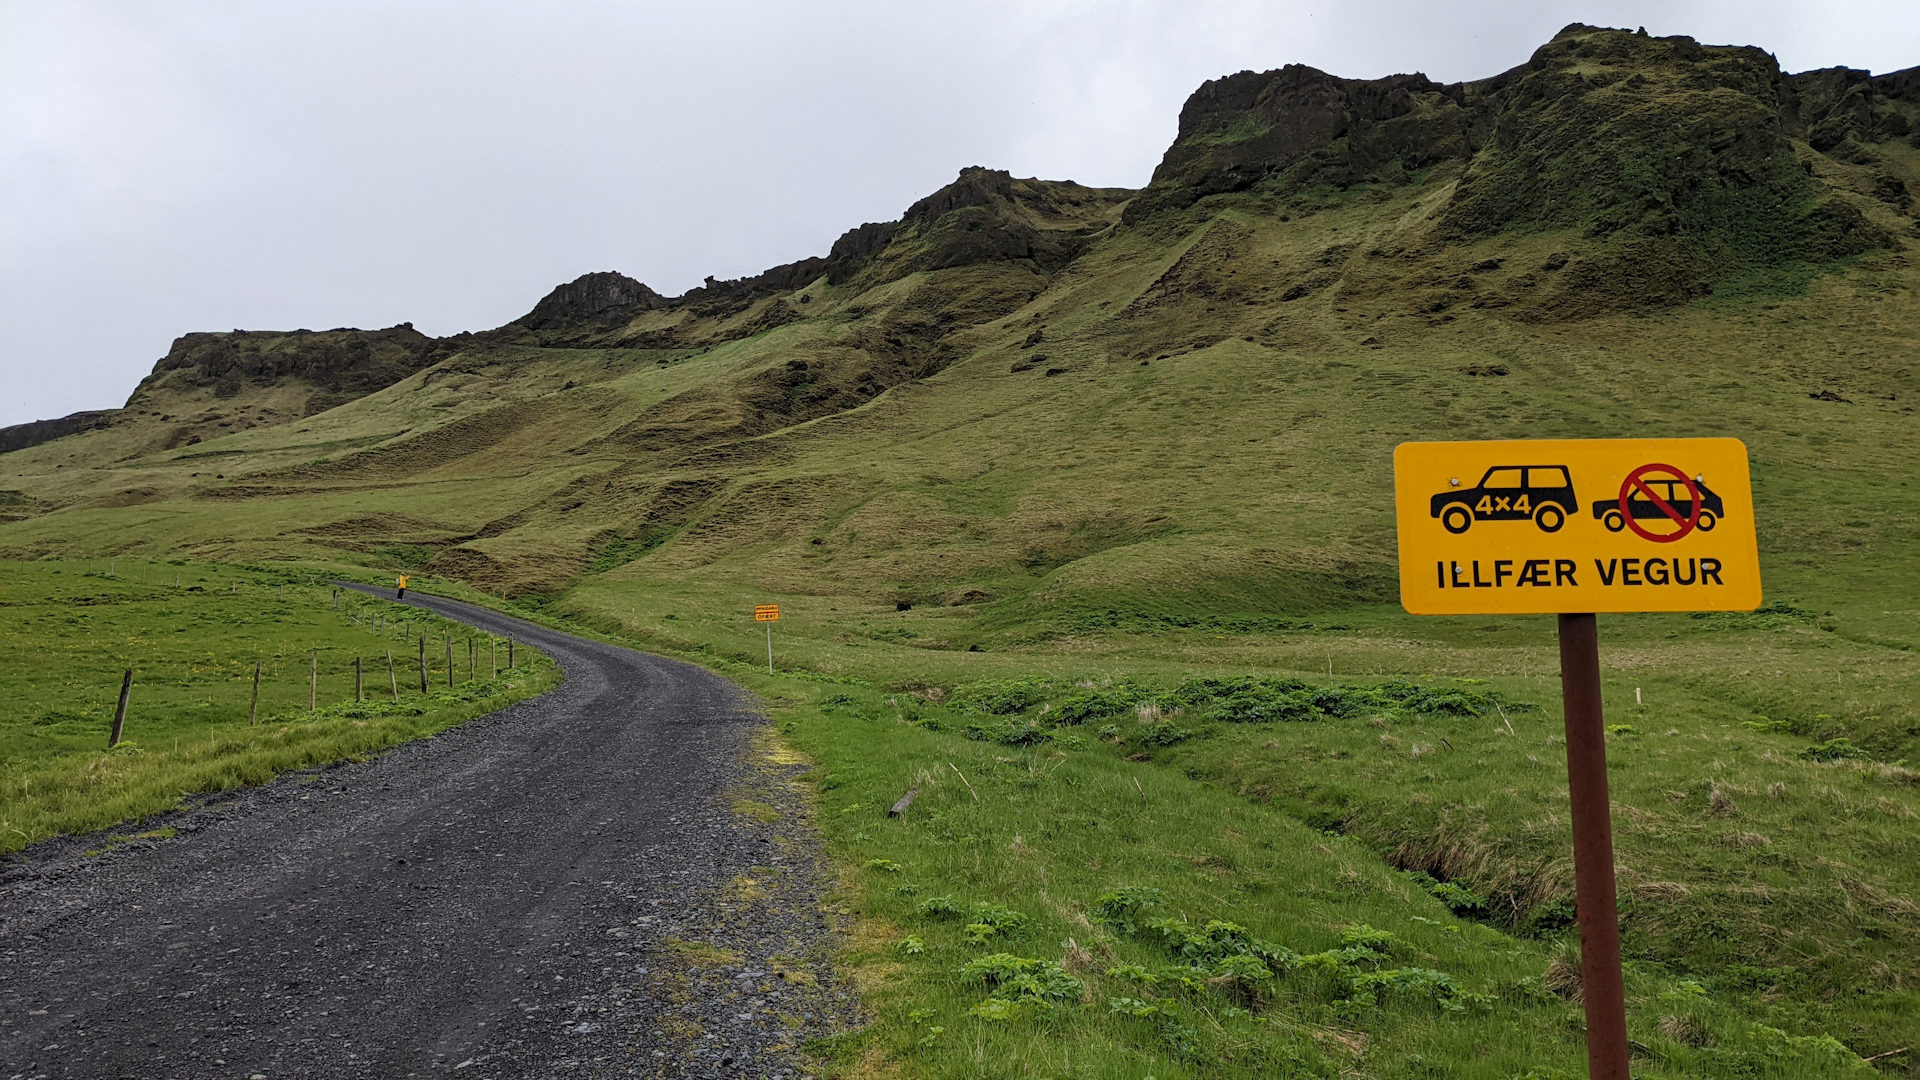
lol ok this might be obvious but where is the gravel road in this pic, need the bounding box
[1,588,853,1079]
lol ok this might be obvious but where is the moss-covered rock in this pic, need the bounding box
[1124,23,1909,310]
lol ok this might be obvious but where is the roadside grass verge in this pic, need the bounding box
[0,558,557,854]
[759,680,1879,1078]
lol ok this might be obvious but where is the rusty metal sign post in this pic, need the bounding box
[1395,438,1761,1079]
[1556,610,1628,1077]
[753,604,781,674]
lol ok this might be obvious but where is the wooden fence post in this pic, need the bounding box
[445,637,454,688]
[108,669,133,748]
[250,661,261,723]
[467,638,474,684]
[310,651,317,711]
[387,649,399,700]
[509,635,515,669]
[355,656,363,703]
[418,635,428,693]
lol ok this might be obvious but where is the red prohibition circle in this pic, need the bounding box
[1617,462,1702,544]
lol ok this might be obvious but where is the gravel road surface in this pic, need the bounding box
[1,588,852,1079]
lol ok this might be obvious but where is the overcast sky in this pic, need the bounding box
[3,1,1916,426]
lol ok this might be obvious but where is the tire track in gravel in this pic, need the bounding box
[0,587,855,1079]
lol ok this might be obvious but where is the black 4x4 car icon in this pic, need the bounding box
[1431,465,1576,535]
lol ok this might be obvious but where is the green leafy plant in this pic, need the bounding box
[1089,885,1167,935]
[1051,681,1151,724]
[949,677,1053,716]
[958,953,1085,1018]
[961,900,1028,942]
[916,894,963,919]
[1801,738,1868,762]
[1428,880,1488,918]
[1137,723,1199,747]
[1520,898,1576,937]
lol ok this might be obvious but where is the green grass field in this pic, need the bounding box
[755,678,1891,1079]
[0,559,557,854]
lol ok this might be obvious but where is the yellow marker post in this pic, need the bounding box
[1395,437,1760,1080]
[754,604,780,674]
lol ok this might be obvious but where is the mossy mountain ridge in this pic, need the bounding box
[3,24,1916,613]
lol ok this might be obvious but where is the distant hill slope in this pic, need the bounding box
[3,24,1915,616]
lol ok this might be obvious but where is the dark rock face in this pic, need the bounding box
[896,166,1131,276]
[903,166,1021,225]
[659,168,1131,309]
[825,222,902,283]
[1126,24,1907,283]
[0,411,115,454]
[1790,65,1920,149]
[130,324,439,405]
[1124,67,1468,222]
[0,325,444,455]
[519,271,667,331]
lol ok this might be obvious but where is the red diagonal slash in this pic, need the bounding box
[1619,463,1700,543]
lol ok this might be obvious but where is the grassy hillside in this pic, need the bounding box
[2,21,1917,1072]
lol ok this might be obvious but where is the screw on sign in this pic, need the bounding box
[1394,437,1761,1080]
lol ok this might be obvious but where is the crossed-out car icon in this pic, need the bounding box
[1592,476,1724,533]
[1431,465,1576,534]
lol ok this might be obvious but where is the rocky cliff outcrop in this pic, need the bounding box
[517,272,667,331]
[128,323,439,406]
[1,325,443,456]
[1435,26,1894,266]
[0,411,115,454]
[1123,67,1470,222]
[893,166,1130,276]
[1125,24,1913,278]
[1789,64,1920,150]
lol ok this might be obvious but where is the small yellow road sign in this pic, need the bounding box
[753,604,781,622]
[1394,438,1761,615]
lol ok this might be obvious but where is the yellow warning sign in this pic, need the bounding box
[753,604,781,622]
[1394,438,1761,615]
